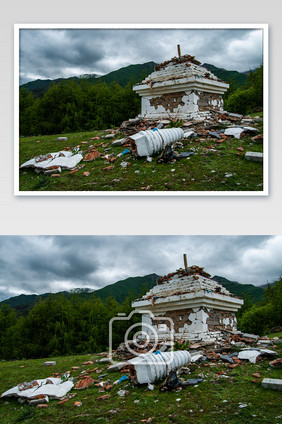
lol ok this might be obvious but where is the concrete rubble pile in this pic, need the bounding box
[114,331,280,367]
[119,112,261,142]
[117,112,262,158]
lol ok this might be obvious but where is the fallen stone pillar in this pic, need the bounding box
[127,350,191,384]
[129,128,184,157]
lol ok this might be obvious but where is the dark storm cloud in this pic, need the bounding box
[0,236,281,302]
[19,27,263,84]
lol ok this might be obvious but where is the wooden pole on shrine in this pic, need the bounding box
[183,253,188,271]
[177,44,181,58]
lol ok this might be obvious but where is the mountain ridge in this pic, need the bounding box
[20,60,250,98]
[0,273,266,315]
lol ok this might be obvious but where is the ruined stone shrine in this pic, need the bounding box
[133,52,229,120]
[132,263,243,342]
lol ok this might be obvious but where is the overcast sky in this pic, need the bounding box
[0,236,281,301]
[19,27,263,84]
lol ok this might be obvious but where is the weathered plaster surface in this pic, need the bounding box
[133,59,229,119]
[134,269,243,341]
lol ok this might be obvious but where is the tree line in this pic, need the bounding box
[0,294,136,360]
[237,277,282,335]
[19,65,263,137]
[224,65,263,115]
[19,80,141,137]
[1,275,279,361]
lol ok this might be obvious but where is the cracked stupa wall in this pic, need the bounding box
[132,266,243,342]
[133,56,229,120]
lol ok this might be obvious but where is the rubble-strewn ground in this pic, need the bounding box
[19,113,263,192]
[0,333,281,424]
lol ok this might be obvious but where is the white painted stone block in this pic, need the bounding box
[262,378,282,391]
[245,152,263,163]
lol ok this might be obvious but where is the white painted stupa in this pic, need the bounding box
[133,46,229,120]
[132,256,243,342]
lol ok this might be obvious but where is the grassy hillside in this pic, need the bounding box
[0,347,281,424]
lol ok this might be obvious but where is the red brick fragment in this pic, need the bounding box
[57,399,70,406]
[102,166,114,171]
[97,394,111,400]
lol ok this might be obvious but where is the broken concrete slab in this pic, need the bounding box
[191,354,203,363]
[104,134,115,139]
[238,350,261,363]
[262,378,282,391]
[112,138,126,146]
[209,131,222,140]
[259,348,278,356]
[183,130,194,138]
[245,152,263,163]
[108,362,127,372]
[1,378,74,400]
[99,357,111,364]
[20,151,83,171]
[242,333,259,342]
[228,113,243,119]
[224,128,245,139]
[29,396,49,406]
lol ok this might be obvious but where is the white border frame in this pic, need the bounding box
[14,23,269,197]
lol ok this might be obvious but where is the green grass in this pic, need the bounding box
[18,118,264,193]
[268,332,282,339]
[0,344,281,424]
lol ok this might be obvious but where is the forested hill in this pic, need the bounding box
[213,275,265,302]
[20,62,157,97]
[20,61,250,98]
[0,274,159,315]
[202,63,248,87]
[1,273,267,315]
